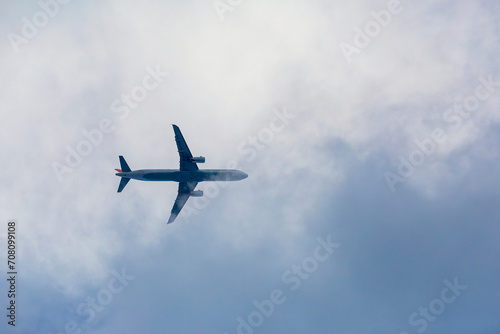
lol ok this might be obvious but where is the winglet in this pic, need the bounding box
[172,124,181,137]
[167,213,177,224]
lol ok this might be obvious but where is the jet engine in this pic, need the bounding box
[190,190,203,197]
[191,156,205,163]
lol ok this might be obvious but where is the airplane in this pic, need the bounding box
[115,124,248,224]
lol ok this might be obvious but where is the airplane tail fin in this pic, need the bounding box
[117,156,131,193]
[119,156,131,172]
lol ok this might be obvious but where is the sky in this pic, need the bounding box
[0,0,499,333]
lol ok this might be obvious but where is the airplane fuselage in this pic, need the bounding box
[115,124,248,223]
[116,169,247,182]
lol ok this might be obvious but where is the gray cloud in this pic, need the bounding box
[1,0,499,333]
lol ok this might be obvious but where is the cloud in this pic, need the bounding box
[1,0,499,333]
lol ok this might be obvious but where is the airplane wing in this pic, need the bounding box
[172,124,198,171]
[167,181,197,224]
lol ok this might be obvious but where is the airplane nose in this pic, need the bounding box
[240,171,248,179]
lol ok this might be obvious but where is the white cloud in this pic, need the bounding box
[1,1,499,332]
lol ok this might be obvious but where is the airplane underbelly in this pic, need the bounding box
[142,172,180,181]
[142,171,203,182]
[142,171,234,182]
[200,171,234,181]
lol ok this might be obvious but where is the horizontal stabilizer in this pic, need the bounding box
[117,177,130,193]
[119,156,131,172]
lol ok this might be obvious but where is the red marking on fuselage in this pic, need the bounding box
[115,169,122,172]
